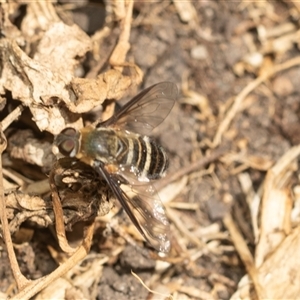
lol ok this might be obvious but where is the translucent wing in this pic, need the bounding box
[94,161,171,253]
[99,82,178,135]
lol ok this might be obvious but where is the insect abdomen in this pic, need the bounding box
[118,135,168,180]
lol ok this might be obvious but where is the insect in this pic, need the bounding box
[54,82,178,253]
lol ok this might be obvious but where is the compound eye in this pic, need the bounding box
[55,128,79,157]
[59,139,76,156]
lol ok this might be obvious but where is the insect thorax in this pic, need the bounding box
[79,127,119,164]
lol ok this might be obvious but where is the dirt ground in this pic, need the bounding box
[1,1,300,299]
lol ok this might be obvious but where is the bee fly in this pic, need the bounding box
[54,82,178,253]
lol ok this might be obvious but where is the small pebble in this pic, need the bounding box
[191,45,208,60]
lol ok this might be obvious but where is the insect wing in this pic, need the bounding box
[99,82,178,135]
[124,183,171,253]
[94,161,171,253]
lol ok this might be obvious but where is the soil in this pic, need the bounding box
[1,1,300,299]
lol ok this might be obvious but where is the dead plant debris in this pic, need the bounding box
[1,1,300,299]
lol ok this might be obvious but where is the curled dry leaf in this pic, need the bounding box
[255,145,300,267]
[0,33,86,134]
[33,22,91,81]
[69,65,143,113]
[3,162,115,236]
[4,192,53,235]
[49,158,114,230]
[0,31,142,134]
[257,226,300,299]
[5,192,51,212]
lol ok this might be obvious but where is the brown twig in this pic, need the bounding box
[1,104,24,131]
[0,127,28,289]
[109,0,133,69]
[156,147,226,191]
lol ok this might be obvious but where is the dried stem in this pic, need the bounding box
[156,147,226,191]
[223,213,267,299]
[0,128,28,289]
